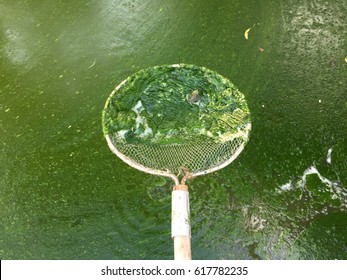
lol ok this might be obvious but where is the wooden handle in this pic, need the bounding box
[174,236,191,260]
[172,184,191,260]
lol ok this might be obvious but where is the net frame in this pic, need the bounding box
[103,64,251,185]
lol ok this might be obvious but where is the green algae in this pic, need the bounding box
[102,64,251,146]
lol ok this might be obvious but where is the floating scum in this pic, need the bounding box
[102,64,251,260]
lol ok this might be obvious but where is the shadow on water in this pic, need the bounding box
[0,0,346,259]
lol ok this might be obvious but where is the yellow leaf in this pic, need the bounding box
[244,28,252,40]
[345,57,347,63]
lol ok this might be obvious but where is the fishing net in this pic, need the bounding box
[102,64,251,183]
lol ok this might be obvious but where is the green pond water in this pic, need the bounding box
[0,0,346,259]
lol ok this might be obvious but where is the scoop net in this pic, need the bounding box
[103,64,251,184]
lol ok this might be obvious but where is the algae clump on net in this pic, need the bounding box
[102,64,251,147]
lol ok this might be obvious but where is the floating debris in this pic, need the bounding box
[258,47,265,53]
[326,147,332,165]
[187,90,200,104]
[87,60,96,70]
[329,57,336,67]
[244,28,252,40]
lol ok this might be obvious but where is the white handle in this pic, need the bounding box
[172,185,191,260]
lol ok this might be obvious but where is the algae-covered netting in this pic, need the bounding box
[102,64,251,177]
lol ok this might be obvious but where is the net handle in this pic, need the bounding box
[172,184,191,260]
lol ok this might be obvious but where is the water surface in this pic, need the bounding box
[0,0,346,259]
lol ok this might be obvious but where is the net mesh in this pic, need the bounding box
[103,64,251,179]
[110,134,246,176]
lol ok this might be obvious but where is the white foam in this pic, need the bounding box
[279,147,339,193]
[299,166,326,189]
[278,148,346,208]
[279,181,293,191]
